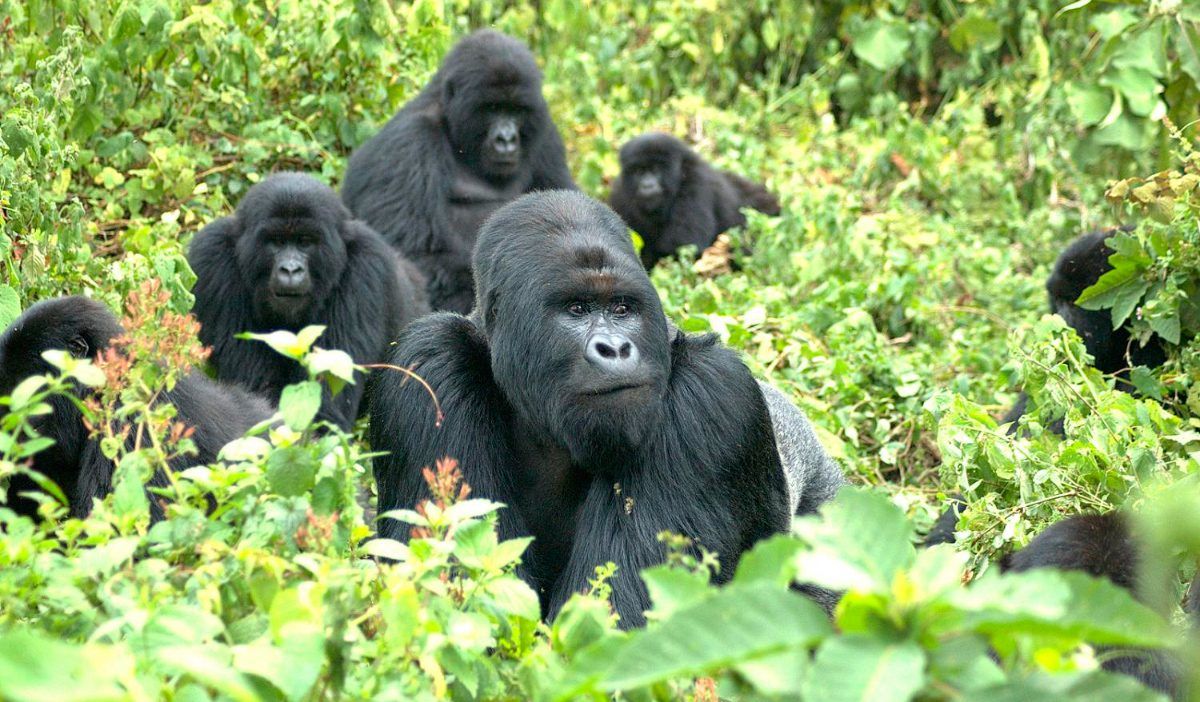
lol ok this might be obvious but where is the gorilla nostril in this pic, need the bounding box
[618,341,632,358]
[595,341,617,359]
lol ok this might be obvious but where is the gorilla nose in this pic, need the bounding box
[637,177,661,198]
[493,124,519,156]
[276,262,307,287]
[585,332,640,373]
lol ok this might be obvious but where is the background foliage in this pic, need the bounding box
[1,0,1198,699]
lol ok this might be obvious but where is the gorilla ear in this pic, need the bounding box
[67,335,90,359]
[441,77,457,104]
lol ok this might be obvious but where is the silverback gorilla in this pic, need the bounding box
[1002,513,1194,699]
[369,191,842,628]
[609,133,780,268]
[341,30,576,313]
[189,173,428,431]
[0,297,272,519]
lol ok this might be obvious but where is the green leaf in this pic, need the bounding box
[0,631,131,702]
[948,13,1002,54]
[793,487,916,592]
[239,328,325,360]
[732,534,802,586]
[1146,312,1181,345]
[234,632,325,702]
[851,19,911,72]
[481,575,541,621]
[1090,10,1138,40]
[642,565,713,618]
[599,583,831,691]
[306,348,357,396]
[112,454,151,518]
[0,286,19,328]
[802,636,926,702]
[1065,83,1112,126]
[266,446,318,497]
[279,381,322,431]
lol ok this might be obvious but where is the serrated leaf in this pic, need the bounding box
[599,583,831,691]
[802,636,925,702]
[793,487,916,592]
[482,575,541,621]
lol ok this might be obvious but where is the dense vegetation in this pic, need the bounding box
[1,0,1199,699]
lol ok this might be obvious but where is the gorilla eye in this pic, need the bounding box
[567,302,587,316]
[611,302,633,317]
[67,336,89,358]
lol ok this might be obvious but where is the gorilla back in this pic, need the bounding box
[370,191,839,628]
[341,30,576,313]
[0,297,272,520]
[190,172,428,430]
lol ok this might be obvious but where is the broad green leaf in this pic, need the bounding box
[1091,10,1138,40]
[0,631,132,702]
[802,636,925,702]
[481,575,541,621]
[733,534,802,586]
[112,454,151,518]
[949,13,1002,54]
[265,445,318,497]
[279,381,322,431]
[642,565,713,618]
[1065,83,1112,126]
[793,487,916,592]
[234,632,325,702]
[851,20,910,72]
[599,583,831,691]
[0,285,19,328]
[155,645,258,702]
[954,570,1174,648]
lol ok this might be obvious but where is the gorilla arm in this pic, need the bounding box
[527,122,577,192]
[340,103,469,309]
[316,220,405,428]
[547,333,790,628]
[368,314,537,570]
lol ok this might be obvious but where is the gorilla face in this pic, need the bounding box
[476,192,672,469]
[0,297,120,398]
[439,31,546,183]
[233,174,349,324]
[618,134,685,215]
[0,297,122,489]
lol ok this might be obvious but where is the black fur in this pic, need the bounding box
[0,297,272,520]
[1001,513,1188,699]
[609,133,780,268]
[369,191,788,628]
[341,30,576,313]
[1005,229,1167,429]
[923,495,965,546]
[189,172,428,431]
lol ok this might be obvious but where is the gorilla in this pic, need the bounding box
[341,30,576,313]
[0,297,273,520]
[1001,513,1191,699]
[369,191,842,628]
[189,172,428,431]
[1002,228,1167,428]
[609,133,780,269]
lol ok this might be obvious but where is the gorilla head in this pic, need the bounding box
[232,173,350,325]
[616,133,685,216]
[438,30,549,183]
[0,297,120,398]
[0,297,122,511]
[472,190,671,468]
[1046,229,1165,376]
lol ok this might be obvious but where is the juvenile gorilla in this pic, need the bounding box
[0,297,272,520]
[1002,513,1193,699]
[1002,229,1167,428]
[609,133,780,268]
[190,172,428,430]
[341,30,576,313]
[369,191,842,628]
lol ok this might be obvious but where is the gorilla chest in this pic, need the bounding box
[448,167,530,243]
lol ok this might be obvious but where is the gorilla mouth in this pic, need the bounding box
[582,382,649,397]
